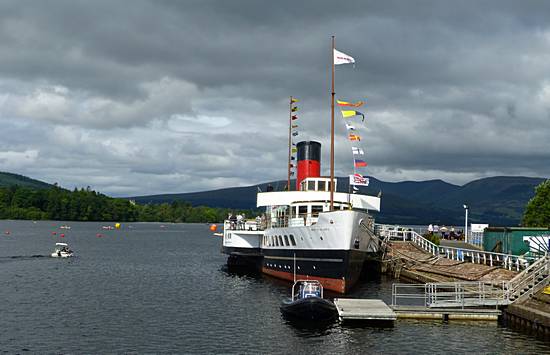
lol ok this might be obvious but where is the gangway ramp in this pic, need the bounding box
[333,299,396,322]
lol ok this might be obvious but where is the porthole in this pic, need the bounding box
[289,234,296,246]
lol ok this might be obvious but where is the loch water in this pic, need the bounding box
[0,220,548,354]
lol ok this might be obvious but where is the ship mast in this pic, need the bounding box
[287,96,293,191]
[330,36,335,211]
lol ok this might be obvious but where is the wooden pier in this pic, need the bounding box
[333,299,397,322]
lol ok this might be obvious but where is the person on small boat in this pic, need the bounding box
[229,213,237,230]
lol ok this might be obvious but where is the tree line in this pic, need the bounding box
[0,185,255,223]
[522,179,550,227]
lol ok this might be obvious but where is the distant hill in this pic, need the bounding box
[129,176,547,226]
[0,172,53,189]
[2,170,544,226]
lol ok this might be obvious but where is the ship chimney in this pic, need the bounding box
[296,141,321,190]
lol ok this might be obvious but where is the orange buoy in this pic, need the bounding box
[209,224,217,232]
[60,233,65,238]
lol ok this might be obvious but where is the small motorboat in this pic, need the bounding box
[280,280,337,321]
[51,242,74,258]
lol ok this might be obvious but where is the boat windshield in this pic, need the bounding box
[299,283,321,299]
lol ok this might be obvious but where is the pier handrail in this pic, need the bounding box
[377,223,539,272]
[392,281,509,308]
[505,255,550,302]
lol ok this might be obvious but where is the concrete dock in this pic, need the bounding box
[333,299,397,322]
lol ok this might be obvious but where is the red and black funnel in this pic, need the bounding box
[296,141,321,190]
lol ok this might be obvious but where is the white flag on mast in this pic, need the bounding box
[352,147,364,155]
[345,123,356,131]
[334,49,355,65]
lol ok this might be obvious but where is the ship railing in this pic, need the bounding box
[224,219,265,231]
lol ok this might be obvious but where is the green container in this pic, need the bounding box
[483,227,550,255]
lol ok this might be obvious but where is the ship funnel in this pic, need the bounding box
[296,141,321,190]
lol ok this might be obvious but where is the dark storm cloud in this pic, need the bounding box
[0,0,549,195]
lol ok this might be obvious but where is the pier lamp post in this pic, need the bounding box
[463,204,469,244]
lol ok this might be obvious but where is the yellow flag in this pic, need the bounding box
[341,110,357,118]
[291,98,299,103]
[341,110,365,120]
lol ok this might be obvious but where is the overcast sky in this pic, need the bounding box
[1,0,550,196]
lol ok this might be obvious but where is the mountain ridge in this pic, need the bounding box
[1,171,546,226]
[129,175,547,226]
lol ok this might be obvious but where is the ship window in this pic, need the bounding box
[274,236,279,246]
[278,235,283,246]
[327,181,332,191]
[308,181,315,191]
[311,205,323,217]
[270,235,274,246]
[318,181,326,191]
[289,234,296,246]
[284,235,289,246]
[298,205,307,216]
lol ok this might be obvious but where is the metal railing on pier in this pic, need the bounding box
[391,256,550,308]
[376,223,540,271]
[392,281,509,309]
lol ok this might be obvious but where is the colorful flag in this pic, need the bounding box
[292,124,298,128]
[352,147,364,155]
[290,171,295,176]
[292,131,298,136]
[291,115,298,120]
[341,110,365,120]
[291,97,299,103]
[291,106,298,112]
[354,159,367,168]
[291,156,295,160]
[353,186,359,191]
[349,173,370,186]
[349,133,361,141]
[289,163,294,168]
[337,100,364,107]
[345,123,355,131]
[292,148,297,153]
[334,49,355,65]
